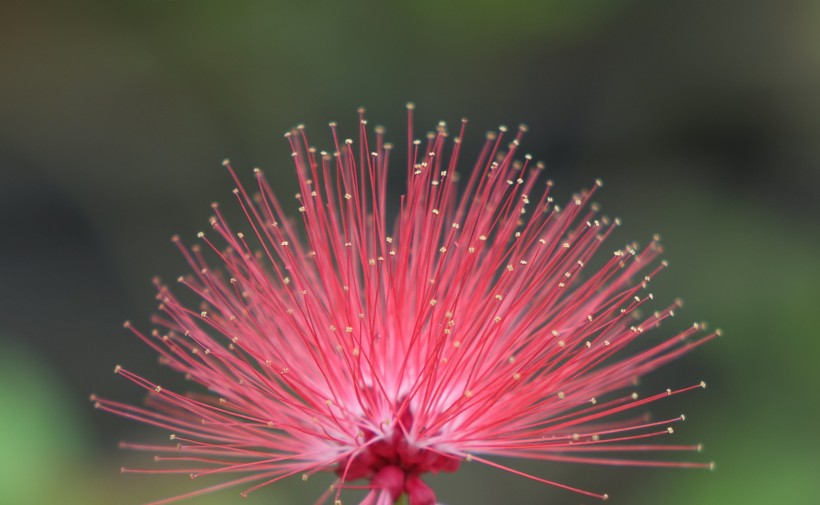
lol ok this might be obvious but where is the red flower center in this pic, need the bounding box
[336,408,460,505]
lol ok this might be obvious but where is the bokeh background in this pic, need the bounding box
[2,1,819,504]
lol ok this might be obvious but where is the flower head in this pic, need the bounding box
[93,105,717,505]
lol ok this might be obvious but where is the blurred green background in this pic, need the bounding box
[2,1,819,504]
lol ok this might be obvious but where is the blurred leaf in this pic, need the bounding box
[0,339,90,505]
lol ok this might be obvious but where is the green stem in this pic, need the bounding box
[394,494,409,505]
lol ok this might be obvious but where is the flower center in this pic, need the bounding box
[336,409,460,505]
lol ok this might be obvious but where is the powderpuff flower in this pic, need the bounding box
[93,105,717,505]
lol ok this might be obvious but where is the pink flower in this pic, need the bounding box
[93,105,717,505]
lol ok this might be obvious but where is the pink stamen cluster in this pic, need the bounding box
[93,105,716,505]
